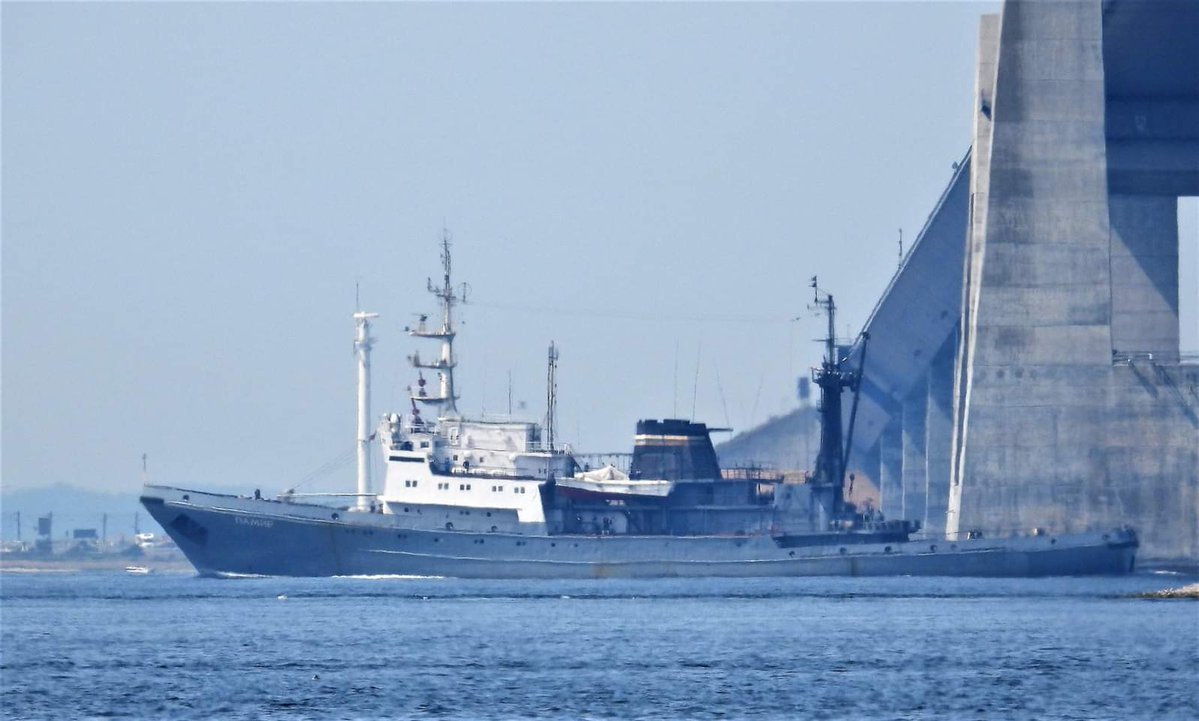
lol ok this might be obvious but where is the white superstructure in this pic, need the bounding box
[371,233,575,529]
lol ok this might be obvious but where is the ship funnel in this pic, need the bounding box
[629,419,721,481]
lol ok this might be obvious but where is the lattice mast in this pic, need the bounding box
[408,230,468,416]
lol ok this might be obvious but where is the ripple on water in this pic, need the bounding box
[1,573,1196,720]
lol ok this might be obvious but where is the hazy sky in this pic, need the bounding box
[3,2,1194,497]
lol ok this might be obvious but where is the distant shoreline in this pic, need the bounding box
[0,551,194,574]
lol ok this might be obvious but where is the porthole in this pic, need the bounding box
[930,544,938,552]
[445,522,454,530]
[490,526,498,533]
[884,546,893,553]
[788,551,796,558]
[1050,538,1057,545]
[839,547,847,555]
[331,513,340,520]
[182,494,190,501]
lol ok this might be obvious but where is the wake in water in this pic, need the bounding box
[332,574,447,580]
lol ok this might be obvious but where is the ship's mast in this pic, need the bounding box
[354,309,379,510]
[808,276,865,522]
[409,230,468,417]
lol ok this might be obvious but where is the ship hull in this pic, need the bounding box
[141,486,1137,579]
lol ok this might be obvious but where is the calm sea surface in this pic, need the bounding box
[1,572,1196,720]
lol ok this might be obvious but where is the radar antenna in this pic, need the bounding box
[545,342,559,451]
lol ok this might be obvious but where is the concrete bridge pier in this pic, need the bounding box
[723,0,1198,564]
[923,339,955,537]
[901,381,928,525]
[879,420,904,520]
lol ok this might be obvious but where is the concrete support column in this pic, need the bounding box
[924,337,955,537]
[879,419,904,520]
[949,11,1000,538]
[902,381,928,525]
[953,0,1115,538]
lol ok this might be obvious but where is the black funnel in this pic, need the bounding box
[629,419,722,481]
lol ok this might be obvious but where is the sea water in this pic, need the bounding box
[1,572,1195,720]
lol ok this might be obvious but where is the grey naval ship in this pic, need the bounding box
[141,238,1137,578]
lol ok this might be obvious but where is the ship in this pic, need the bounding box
[140,236,1138,578]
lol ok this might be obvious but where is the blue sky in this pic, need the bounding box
[3,2,1193,496]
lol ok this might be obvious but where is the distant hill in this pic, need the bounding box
[716,404,881,511]
[0,482,238,542]
[716,405,819,472]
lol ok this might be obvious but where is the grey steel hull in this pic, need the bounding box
[141,486,1138,578]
